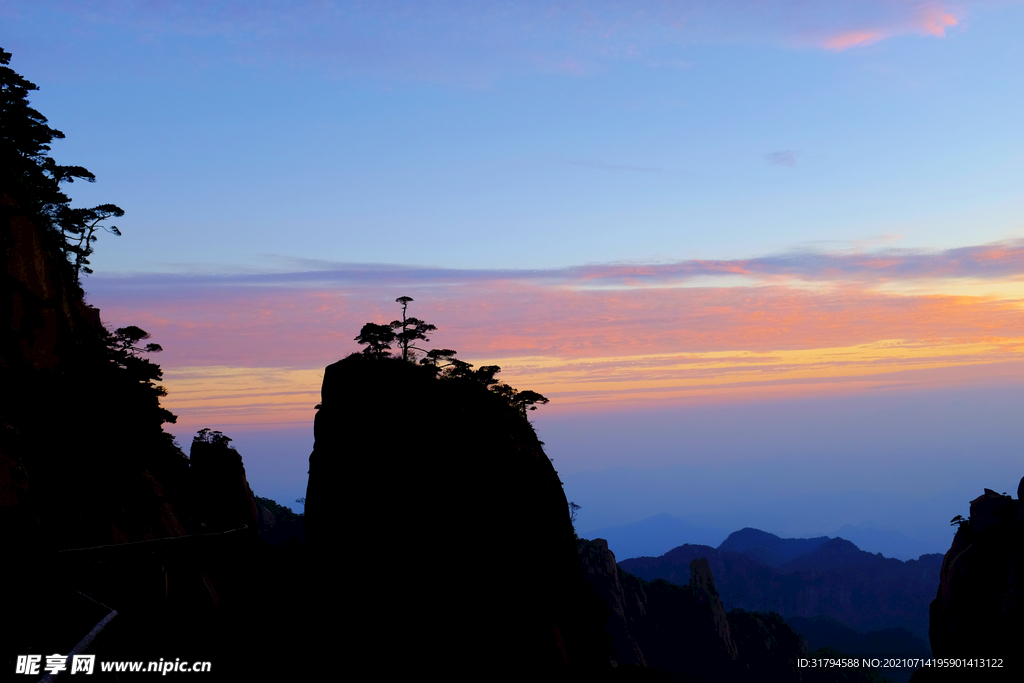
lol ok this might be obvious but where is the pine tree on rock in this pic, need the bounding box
[390,296,437,362]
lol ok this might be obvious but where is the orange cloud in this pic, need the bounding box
[91,280,1024,427]
[158,366,323,431]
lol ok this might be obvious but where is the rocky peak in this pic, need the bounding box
[189,437,259,534]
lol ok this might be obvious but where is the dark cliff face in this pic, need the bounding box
[2,206,189,551]
[928,483,1024,668]
[255,495,305,546]
[304,354,608,678]
[2,209,290,679]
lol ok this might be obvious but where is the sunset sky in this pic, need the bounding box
[5,1,1024,557]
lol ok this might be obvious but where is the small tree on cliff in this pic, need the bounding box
[110,325,163,356]
[354,322,396,358]
[193,428,233,448]
[1,47,123,285]
[57,203,124,276]
[421,349,502,386]
[354,296,437,361]
[354,297,550,417]
[104,325,176,428]
[489,383,550,417]
[391,296,436,362]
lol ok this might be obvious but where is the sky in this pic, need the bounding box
[4,0,1024,558]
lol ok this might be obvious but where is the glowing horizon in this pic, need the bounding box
[84,239,1024,433]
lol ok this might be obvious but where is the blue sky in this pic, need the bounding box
[8,1,1024,272]
[5,1,1024,557]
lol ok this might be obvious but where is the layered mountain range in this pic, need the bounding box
[620,528,942,643]
[584,515,940,563]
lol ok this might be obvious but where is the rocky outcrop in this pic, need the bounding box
[576,538,648,668]
[190,438,259,533]
[690,557,740,662]
[304,354,609,679]
[928,482,1024,667]
[578,537,824,682]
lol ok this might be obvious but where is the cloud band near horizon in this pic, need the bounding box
[86,239,1024,432]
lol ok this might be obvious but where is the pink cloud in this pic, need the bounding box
[819,1,960,51]
[823,30,886,51]
[916,4,959,36]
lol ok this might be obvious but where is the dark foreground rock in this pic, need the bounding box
[916,482,1024,682]
[304,354,610,679]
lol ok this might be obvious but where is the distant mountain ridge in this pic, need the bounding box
[832,524,939,561]
[619,528,943,642]
[581,513,730,560]
[718,527,831,567]
[587,515,941,562]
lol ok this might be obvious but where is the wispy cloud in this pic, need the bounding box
[765,150,799,167]
[562,158,675,174]
[89,238,1024,292]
